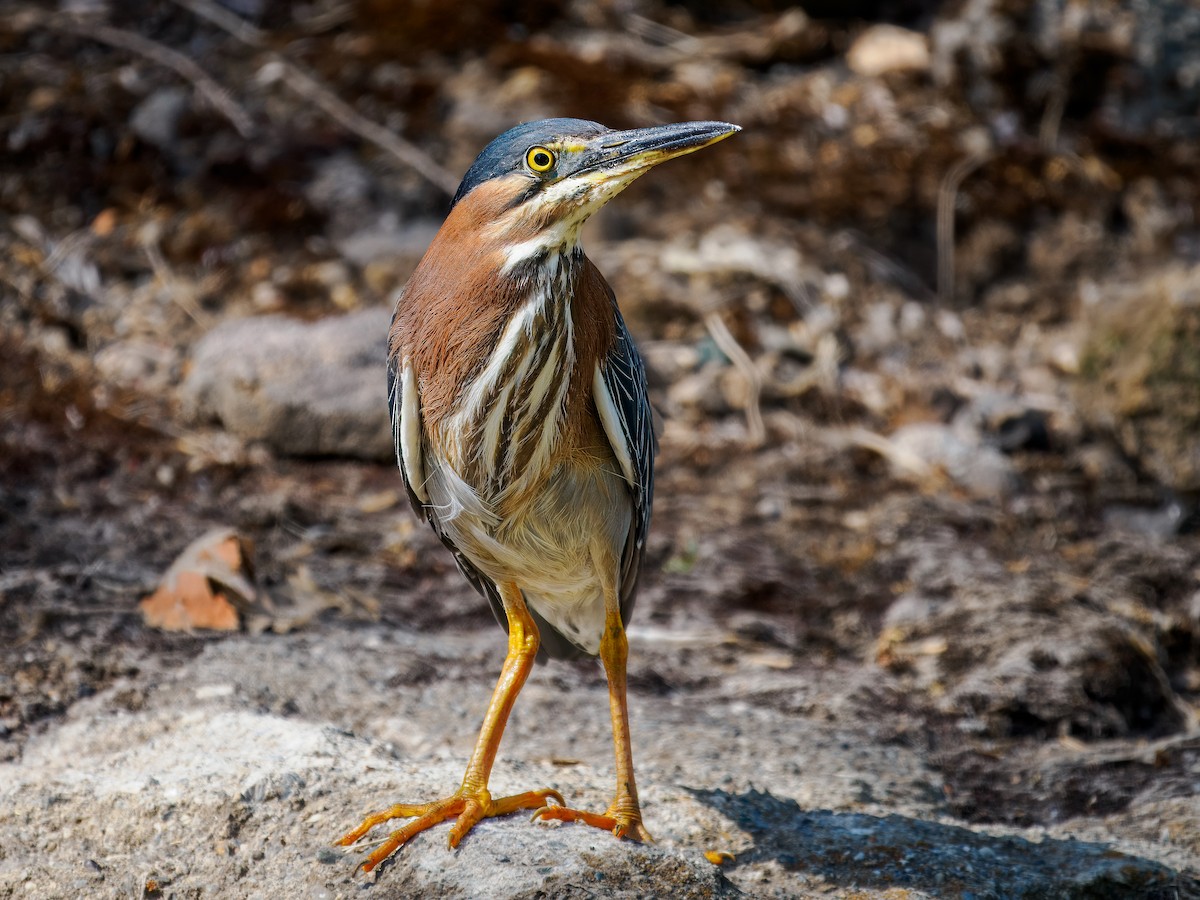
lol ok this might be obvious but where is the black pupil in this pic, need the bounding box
[533,151,551,168]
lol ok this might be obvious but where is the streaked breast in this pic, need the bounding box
[439,251,578,505]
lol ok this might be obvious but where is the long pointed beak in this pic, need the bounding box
[578,121,741,178]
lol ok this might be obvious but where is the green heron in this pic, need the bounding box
[336,117,739,872]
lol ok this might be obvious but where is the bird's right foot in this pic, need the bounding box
[533,796,653,842]
[335,786,563,872]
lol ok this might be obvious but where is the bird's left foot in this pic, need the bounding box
[533,799,653,842]
[335,786,563,872]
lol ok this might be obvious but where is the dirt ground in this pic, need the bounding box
[2,1,1200,897]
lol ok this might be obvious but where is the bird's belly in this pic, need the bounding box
[425,448,631,654]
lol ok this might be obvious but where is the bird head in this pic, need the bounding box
[449,118,740,272]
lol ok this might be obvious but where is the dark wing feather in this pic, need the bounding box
[387,350,584,661]
[597,298,658,628]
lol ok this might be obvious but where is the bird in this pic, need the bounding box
[335,117,740,873]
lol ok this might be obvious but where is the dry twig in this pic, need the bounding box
[624,9,809,66]
[703,310,766,447]
[142,239,212,327]
[1038,78,1067,151]
[937,151,991,305]
[829,426,933,479]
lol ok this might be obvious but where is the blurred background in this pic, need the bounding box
[2,0,1200,894]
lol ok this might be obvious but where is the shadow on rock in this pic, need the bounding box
[689,787,1197,899]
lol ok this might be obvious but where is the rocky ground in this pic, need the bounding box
[2,1,1199,898]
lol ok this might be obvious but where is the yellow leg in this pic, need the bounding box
[534,549,652,842]
[335,582,562,872]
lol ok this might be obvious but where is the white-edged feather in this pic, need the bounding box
[593,362,636,486]
[399,361,428,503]
[428,454,500,529]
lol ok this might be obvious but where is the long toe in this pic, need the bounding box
[337,786,564,872]
[533,803,653,843]
[335,798,454,848]
[339,796,466,872]
[446,786,564,847]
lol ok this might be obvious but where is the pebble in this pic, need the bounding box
[94,339,179,394]
[890,422,1018,498]
[129,87,189,149]
[846,25,931,77]
[1102,501,1187,540]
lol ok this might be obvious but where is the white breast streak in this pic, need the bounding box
[593,363,636,486]
[455,298,539,423]
[523,340,561,413]
[501,222,569,273]
[501,341,560,482]
[399,360,428,503]
[526,304,575,473]
[478,380,514,469]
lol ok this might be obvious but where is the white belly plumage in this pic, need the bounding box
[423,448,630,655]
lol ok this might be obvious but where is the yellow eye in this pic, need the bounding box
[525,146,556,173]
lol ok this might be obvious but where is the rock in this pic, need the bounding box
[1102,500,1189,540]
[1,709,736,899]
[697,792,1192,898]
[180,309,393,460]
[889,421,1018,498]
[1074,265,1200,490]
[846,25,930,78]
[129,86,190,149]
[335,215,439,268]
[1,625,1191,899]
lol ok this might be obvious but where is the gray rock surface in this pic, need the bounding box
[181,309,393,460]
[879,527,1193,739]
[2,626,1194,899]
